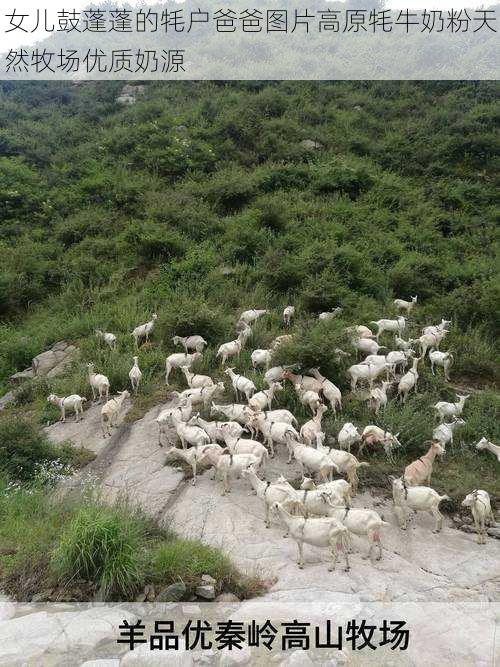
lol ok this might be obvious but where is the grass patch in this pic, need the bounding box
[0,480,266,602]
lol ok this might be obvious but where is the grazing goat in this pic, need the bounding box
[326,504,388,565]
[352,337,386,357]
[179,383,224,409]
[181,366,214,389]
[238,309,269,325]
[462,490,494,544]
[248,382,282,412]
[393,295,417,315]
[386,350,414,378]
[251,349,272,370]
[391,477,449,533]
[317,444,369,495]
[429,350,454,382]
[249,412,300,458]
[129,356,142,393]
[282,370,323,394]
[165,352,202,384]
[300,404,328,447]
[298,388,322,416]
[210,402,255,426]
[156,398,194,446]
[367,381,392,414]
[216,452,260,495]
[172,335,207,353]
[346,325,375,339]
[347,362,387,392]
[337,422,362,453]
[87,363,110,403]
[299,477,353,506]
[360,425,401,459]
[432,418,465,449]
[433,394,470,421]
[394,335,415,352]
[475,437,500,463]
[171,412,211,449]
[242,469,299,528]
[283,305,295,326]
[95,329,117,350]
[224,368,257,402]
[370,317,406,341]
[309,368,342,413]
[164,445,211,486]
[404,441,445,486]
[318,308,343,320]
[216,335,244,366]
[47,394,86,422]
[101,390,130,437]
[272,502,350,571]
[131,313,158,348]
[397,356,420,403]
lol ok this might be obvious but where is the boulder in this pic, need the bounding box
[0,391,15,411]
[218,643,252,667]
[31,341,78,378]
[195,584,215,600]
[214,593,240,603]
[201,574,216,585]
[9,369,34,384]
[156,582,186,602]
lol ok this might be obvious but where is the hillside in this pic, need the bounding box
[0,81,498,503]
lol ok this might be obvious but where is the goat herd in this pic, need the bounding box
[46,299,497,572]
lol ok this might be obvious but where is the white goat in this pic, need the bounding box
[129,356,142,393]
[370,317,406,341]
[131,313,158,348]
[238,309,268,325]
[242,469,299,528]
[299,477,353,506]
[309,368,342,413]
[346,325,375,339]
[156,398,193,446]
[222,429,269,467]
[352,337,386,356]
[216,452,260,495]
[300,404,328,447]
[101,390,130,437]
[347,362,387,392]
[172,335,207,353]
[87,363,110,403]
[178,382,224,409]
[165,352,202,384]
[423,319,451,336]
[386,350,414,378]
[47,394,86,422]
[291,441,339,482]
[181,366,214,389]
[326,504,389,564]
[397,356,420,403]
[360,425,402,459]
[283,305,295,326]
[273,502,350,571]
[337,422,362,453]
[171,412,211,449]
[318,308,343,320]
[429,350,454,382]
[432,418,465,448]
[475,437,500,463]
[251,349,272,370]
[224,368,257,402]
[393,295,418,315]
[248,412,299,458]
[462,490,494,544]
[216,337,243,366]
[394,334,415,352]
[189,415,244,444]
[318,445,369,495]
[433,394,470,421]
[95,329,117,350]
[210,402,255,426]
[367,381,392,414]
[391,477,449,533]
[248,382,282,412]
[164,445,211,486]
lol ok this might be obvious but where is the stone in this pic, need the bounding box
[0,391,15,411]
[218,643,252,667]
[9,369,34,384]
[192,648,216,664]
[156,582,186,602]
[201,574,216,585]
[215,593,240,603]
[31,341,78,378]
[182,604,201,615]
[80,661,120,667]
[195,584,215,600]
[144,584,156,601]
[487,527,500,539]
[116,95,136,105]
[281,650,314,666]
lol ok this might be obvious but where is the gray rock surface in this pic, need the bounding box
[31,340,78,378]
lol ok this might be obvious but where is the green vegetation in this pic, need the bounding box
[0,81,498,508]
[0,479,264,601]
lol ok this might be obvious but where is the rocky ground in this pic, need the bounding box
[0,399,498,665]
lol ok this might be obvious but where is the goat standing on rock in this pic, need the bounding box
[462,490,494,544]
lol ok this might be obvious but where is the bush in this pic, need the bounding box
[52,503,148,598]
